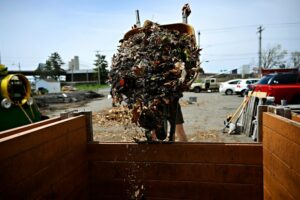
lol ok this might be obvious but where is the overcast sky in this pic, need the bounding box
[1,0,300,73]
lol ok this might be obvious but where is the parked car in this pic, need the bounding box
[190,78,219,93]
[253,73,300,104]
[234,78,259,96]
[219,79,242,95]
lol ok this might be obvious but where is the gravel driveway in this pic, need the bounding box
[41,89,254,143]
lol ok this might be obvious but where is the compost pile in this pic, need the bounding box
[93,106,133,127]
[110,21,200,131]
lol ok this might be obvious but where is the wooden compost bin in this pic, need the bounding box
[2,111,299,199]
[262,112,300,200]
[0,115,89,199]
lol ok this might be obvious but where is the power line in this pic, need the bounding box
[208,57,255,62]
[202,25,257,32]
[257,25,264,74]
[203,52,257,57]
[201,22,300,33]
[265,38,300,41]
[202,38,257,47]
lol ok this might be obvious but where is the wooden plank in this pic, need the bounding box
[244,96,256,136]
[0,133,68,189]
[89,161,262,184]
[0,126,87,192]
[0,148,87,199]
[87,143,262,165]
[90,179,262,200]
[262,126,272,152]
[252,98,266,141]
[269,151,300,199]
[263,112,300,145]
[0,115,86,161]
[264,186,272,200]
[263,126,300,172]
[42,162,88,200]
[292,113,300,123]
[263,147,273,172]
[0,117,61,139]
[251,91,267,98]
[242,97,251,133]
[271,129,300,173]
[263,167,295,200]
[257,105,268,142]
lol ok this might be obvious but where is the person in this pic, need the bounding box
[182,3,191,24]
[151,101,188,142]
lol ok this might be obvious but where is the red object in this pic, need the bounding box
[253,73,300,104]
[261,68,299,76]
[119,79,125,86]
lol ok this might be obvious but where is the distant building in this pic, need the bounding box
[36,79,61,93]
[240,65,250,78]
[231,69,238,74]
[68,56,80,70]
[66,69,98,83]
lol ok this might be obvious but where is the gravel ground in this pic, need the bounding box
[40,89,254,143]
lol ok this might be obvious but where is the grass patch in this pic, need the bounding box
[75,84,109,91]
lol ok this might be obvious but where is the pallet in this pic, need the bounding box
[237,91,300,141]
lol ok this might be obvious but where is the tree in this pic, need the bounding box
[291,51,300,68]
[262,44,287,68]
[94,53,109,84]
[34,63,48,80]
[35,52,65,81]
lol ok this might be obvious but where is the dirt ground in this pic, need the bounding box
[40,89,254,143]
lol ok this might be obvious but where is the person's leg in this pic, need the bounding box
[175,103,188,142]
[176,124,188,142]
[151,130,158,140]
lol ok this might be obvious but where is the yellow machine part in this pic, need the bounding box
[0,74,31,105]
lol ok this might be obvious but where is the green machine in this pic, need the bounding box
[0,64,43,131]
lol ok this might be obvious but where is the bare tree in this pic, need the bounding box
[291,51,300,68]
[262,44,287,68]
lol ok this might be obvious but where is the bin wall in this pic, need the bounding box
[263,113,300,200]
[0,116,89,199]
[88,142,263,199]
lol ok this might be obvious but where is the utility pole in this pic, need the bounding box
[0,51,2,64]
[197,30,201,69]
[135,10,141,28]
[257,25,264,76]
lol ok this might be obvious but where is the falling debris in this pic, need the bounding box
[93,106,133,127]
[110,21,200,133]
[92,106,145,142]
